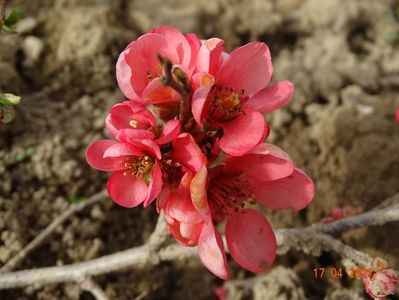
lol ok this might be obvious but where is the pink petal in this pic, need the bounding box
[177,170,194,192]
[103,142,144,158]
[116,128,155,142]
[106,171,148,207]
[156,119,181,144]
[364,269,399,298]
[190,165,212,223]
[198,222,230,280]
[217,42,272,96]
[134,33,171,75]
[156,187,171,213]
[196,38,224,74]
[143,162,163,207]
[164,191,203,224]
[180,222,202,242]
[127,100,147,112]
[129,106,157,128]
[219,109,267,156]
[215,287,228,300]
[116,50,140,100]
[141,77,180,105]
[123,48,150,98]
[246,80,294,112]
[185,32,201,72]
[192,85,212,126]
[225,209,276,273]
[168,219,203,247]
[172,133,206,172]
[86,140,126,171]
[106,101,156,132]
[106,102,134,136]
[254,168,315,211]
[127,139,162,160]
[151,26,191,67]
[224,143,294,182]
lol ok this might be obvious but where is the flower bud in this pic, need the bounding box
[364,269,399,299]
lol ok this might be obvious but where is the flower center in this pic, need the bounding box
[208,175,256,218]
[148,125,162,137]
[129,119,161,137]
[146,64,162,82]
[124,155,155,181]
[129,119,138,128]
[207,85,243,122]
[160,158,183,189]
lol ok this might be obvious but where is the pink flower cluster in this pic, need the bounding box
[86,26,314,279]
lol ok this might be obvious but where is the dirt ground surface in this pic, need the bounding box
[1,0,399,299]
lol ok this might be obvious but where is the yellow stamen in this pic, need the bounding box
[129,119,138,128]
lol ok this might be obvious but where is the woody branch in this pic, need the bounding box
[0,193,397,290]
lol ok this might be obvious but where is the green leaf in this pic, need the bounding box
[0,104,15,123]
[68,196,87,204]
[1,24,16,33]
[0,93,21,105]
[4,10,21,27]
[14,147,35,162]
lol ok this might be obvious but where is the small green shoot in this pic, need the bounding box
[14,147,34,162]
[68,196,87,204]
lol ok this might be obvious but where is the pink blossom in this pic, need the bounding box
[116,26,199,105]
[86,139,162,208]
[191,39,294,156]
[87,26,316,281]
[106,100,181,144]
[189,143,314,279]
[363,269,399,299]
[157,133,207,247]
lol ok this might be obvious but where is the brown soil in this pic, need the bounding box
[1,0,398,299]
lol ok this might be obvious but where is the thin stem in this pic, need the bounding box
[276,229,374,267]
[80,278,110,300]
[310,194,399,235]
[0,193,398,291]
[0,216,195,289]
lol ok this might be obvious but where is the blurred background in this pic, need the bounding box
[0,0,398,299]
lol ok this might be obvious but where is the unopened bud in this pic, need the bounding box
[364,269,399,299]
[0,93,21,106]
[172,67,189,87]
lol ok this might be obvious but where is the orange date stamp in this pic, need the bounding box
[313,267,373,279]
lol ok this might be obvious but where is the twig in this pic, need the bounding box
[310,194,399,235]
[80,278,110,300]
[276,229,374,267]
[0,216,195,289]
[0,194,398,290]
[0,228,373,290]
[134,290,148,300]
[1,190,108,273]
